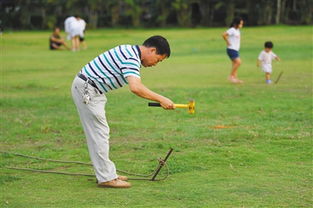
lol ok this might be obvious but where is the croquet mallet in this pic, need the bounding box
[148,100,195,114]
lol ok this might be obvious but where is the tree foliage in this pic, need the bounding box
[0,0,312,29]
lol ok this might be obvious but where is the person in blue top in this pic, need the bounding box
[71,35,175,188]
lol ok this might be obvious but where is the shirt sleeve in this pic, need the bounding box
[121,60,141,79]
[271,52,277,59]
[226,28,235,36]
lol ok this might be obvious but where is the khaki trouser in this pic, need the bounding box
[71,76,117,183]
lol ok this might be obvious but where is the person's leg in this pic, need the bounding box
[80,36,87,50]
[229,58,242,83]
[50,43,62,50]
[71,36,79,51]
[71,77,118,183]
[265,72,272,84]
[75,36,80,51]
[71,37,76,51]
[62,41,70,50]
[265,72,270,80]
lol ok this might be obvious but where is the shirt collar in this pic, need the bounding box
[135,45,141,59]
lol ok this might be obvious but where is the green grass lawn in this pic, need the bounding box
[0,26,312,207]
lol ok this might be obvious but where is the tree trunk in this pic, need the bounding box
[19,0,31,29]
[177,7,191,27]
[299,0,312,24]
[41,7,46,29]
[111,4,120,27]
[265,1,273,25]
[199,0,210,26]
[131,9,141,27]
[275,0,281,24]
[157,1,170,27]
[172,0,191,27]
[88,10,98,29]
[124,0,142,27]
[258,0,273,25]
[209,8,214,26]
[292,0,296,11]
[280,0,287,23]
[246,0,256,25]
[225,0,235,26]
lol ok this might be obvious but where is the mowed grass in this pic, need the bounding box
[0,26,312,207]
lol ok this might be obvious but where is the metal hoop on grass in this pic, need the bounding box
[0,148,173,181]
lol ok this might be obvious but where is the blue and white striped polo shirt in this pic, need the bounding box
[79,45,141,93]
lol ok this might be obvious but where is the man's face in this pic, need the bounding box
[142,48,167,67]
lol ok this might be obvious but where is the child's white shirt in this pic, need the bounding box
[226,27,241,51]
[258,50,277,73]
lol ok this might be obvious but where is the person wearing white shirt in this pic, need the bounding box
[71,36,174,188]
[64,16,75,35]
[64,15,83,51]
[257,41,281,84]
[222,17,244,84]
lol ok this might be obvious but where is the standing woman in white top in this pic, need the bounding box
[64,15,82,51]
[222,17,244,84]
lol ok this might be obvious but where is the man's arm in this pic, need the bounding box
[127,76,174,110]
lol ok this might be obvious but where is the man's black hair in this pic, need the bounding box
[230,17,243,28]
[264,41,274,48]
[143,35,171,58]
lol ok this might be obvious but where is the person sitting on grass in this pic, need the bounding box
[71,35,175,188]
[49,27,69,50]
[257,41,281,84]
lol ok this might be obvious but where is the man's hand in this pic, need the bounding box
[159,97,175,110]
[127,76,174,110]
